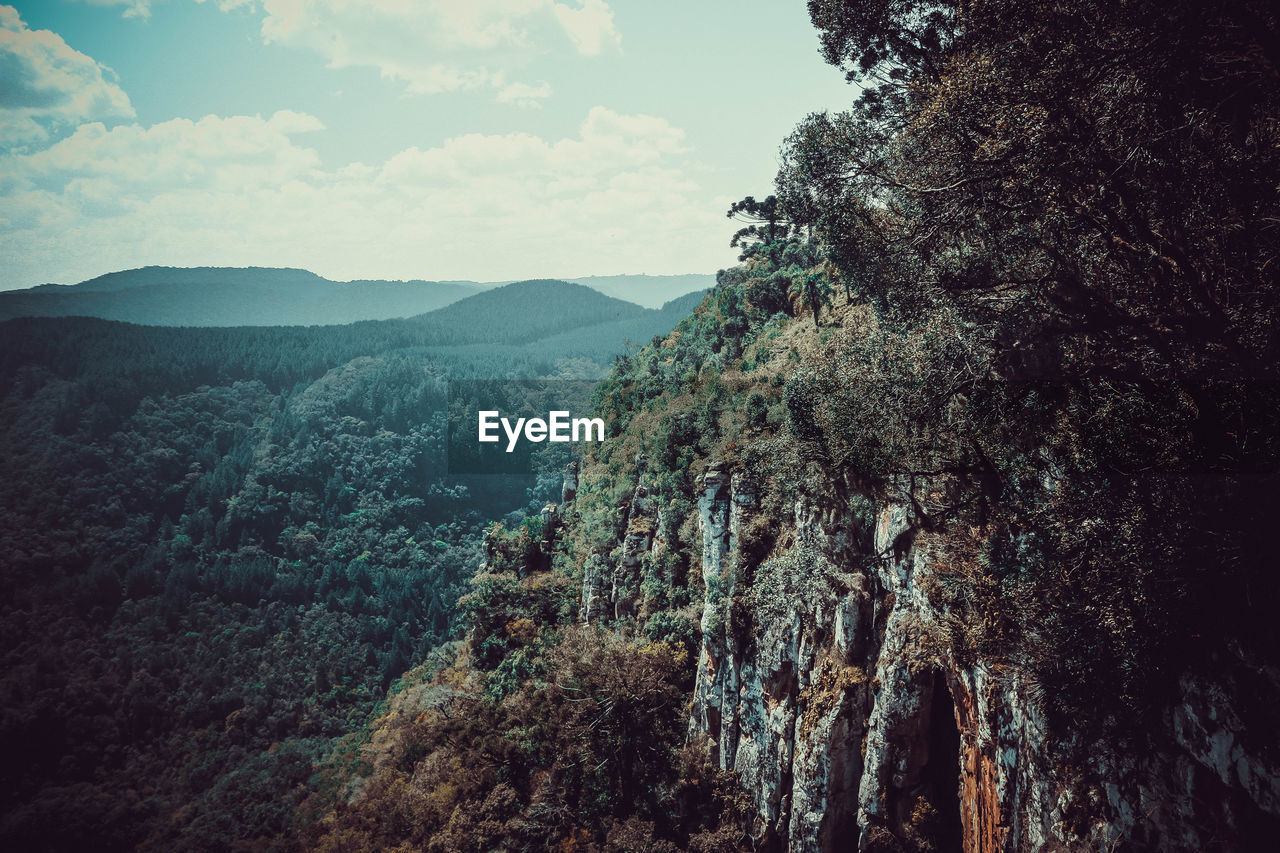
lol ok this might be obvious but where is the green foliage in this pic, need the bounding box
[644,610,699,659]
[744,393,768,432]
[5,2,1280,850]
[0,280,697,850]
[786,264,835,329]
[301,629,748,852]
[457,568,576,672]
[787,0,1280,379]
[772,0,1280,746]
[750,546,862,634]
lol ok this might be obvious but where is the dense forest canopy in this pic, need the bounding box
[0,281,702,850]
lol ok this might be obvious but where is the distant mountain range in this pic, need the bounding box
[0,279,709,388]
[0,266,715,326]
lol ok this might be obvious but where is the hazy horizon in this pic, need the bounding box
[13,265,715,291]
[0,1,855,292]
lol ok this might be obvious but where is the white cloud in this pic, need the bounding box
[218,0,618,103]
[71,1,618,104]
[0,106,733,288]
[496,79,553,109]
[18,110,323,194]
[74,0,157,21]
[0,5,135,150]
[552,0,617,55]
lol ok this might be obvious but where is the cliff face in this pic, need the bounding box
[580,460,1280,851]
[307,284,1280,853]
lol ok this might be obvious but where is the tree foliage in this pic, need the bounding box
[772,0,1280,738]
[0,284,697,851]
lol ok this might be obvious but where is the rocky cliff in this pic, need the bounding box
[570,451,1280,852]
[307,282,1280,853]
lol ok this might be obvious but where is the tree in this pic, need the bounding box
[727,195,794,263]
[775,0,1280,752]
[785,0,1280,379]
[786,266,834,329]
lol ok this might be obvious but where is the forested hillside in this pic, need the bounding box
[0,281,698,400]
[0,281,700,850]
[296,2,1280,851]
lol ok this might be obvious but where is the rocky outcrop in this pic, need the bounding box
[565,444,1279,850]
[612,463,657,620]
[677,468,1280,852]
[561,460,578,504]
[507,461,579,578]
[580,455,661,623]
[579,552,612,624]
[688,462,736,766]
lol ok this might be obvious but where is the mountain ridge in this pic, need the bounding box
[0,279,707,394]
[1,266,715,325]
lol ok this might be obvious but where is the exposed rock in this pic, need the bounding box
[688,461,735,765]
[564,440,1280,852]
[611,460,658,621]
[562,460,579,504]
[578,454,660,623]
[1171,665,1280,817]
[673,469,1280,851]
[579,551,611,624]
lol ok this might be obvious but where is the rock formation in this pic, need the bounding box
[578,460,1280,851]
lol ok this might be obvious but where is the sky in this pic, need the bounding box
[0,0,855,290]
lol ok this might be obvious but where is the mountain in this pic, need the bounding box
[31,266,487,295]
[292,1,1280,850]
[521,289,711,361]
[405,279,649,344]
[0,266,714,326]
[6,1,1279,851]
[562,273,716,308]
[306,265,1280,853]
[0,267,485,326]
[0,280,705,394]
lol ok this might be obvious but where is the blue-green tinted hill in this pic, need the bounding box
[0,266,714,326]
[2,266,485,326]
[0,279,706,390]
[404,279,648,344]
[561,273,715,308]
